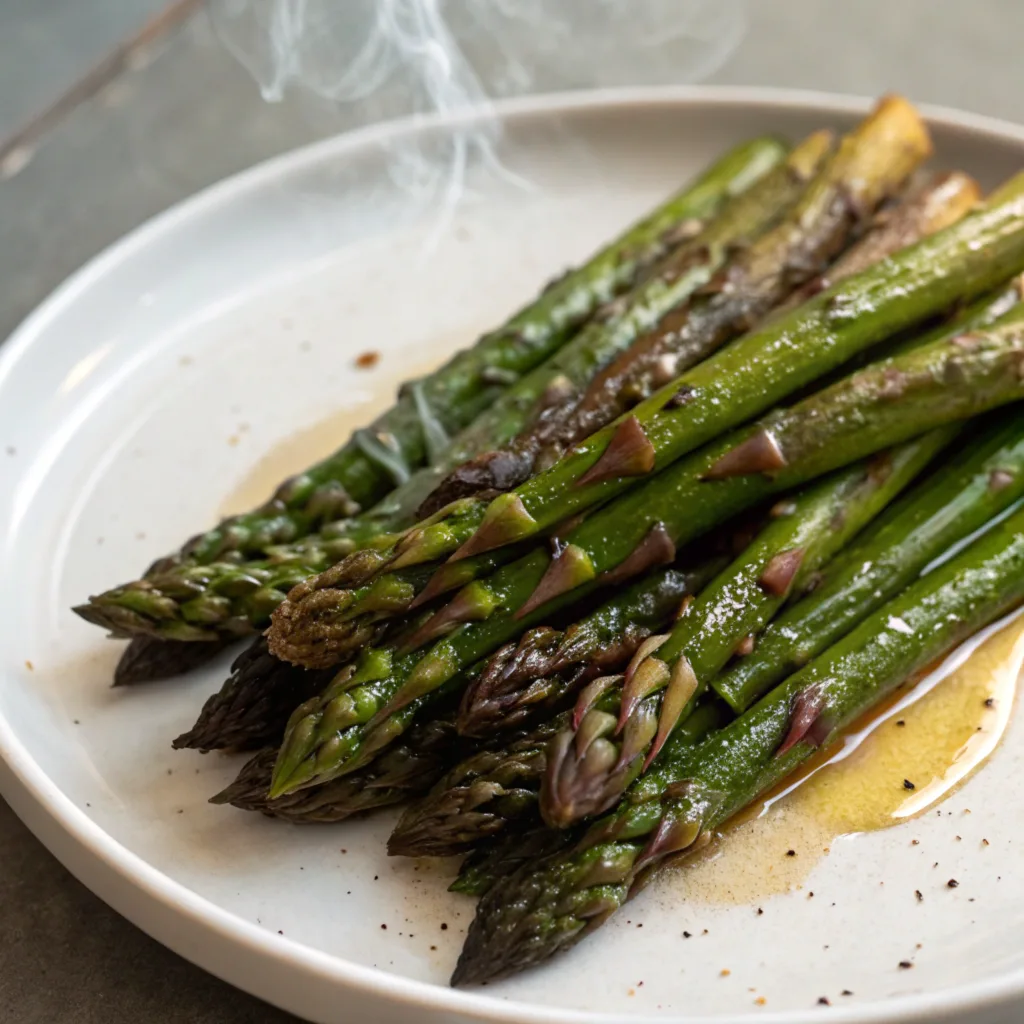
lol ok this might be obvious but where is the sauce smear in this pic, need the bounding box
[677,611,1024,905]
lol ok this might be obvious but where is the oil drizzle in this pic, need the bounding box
[675,610,1024,906]
[218,354,441,517]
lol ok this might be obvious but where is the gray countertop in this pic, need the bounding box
[2,3,1022,1021]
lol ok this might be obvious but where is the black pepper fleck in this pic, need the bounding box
[896,720,906,727]
[441,923,448,930]
[683,931,692,938]
[947,879,959,889]
[786,849,796,857]
[915,890,923,902]
[899,961,913,970]
[381,924,387,930]
[984,697,995,707]
[818,997,831,1006]
[841,990,853,996]
[903,779,916,790]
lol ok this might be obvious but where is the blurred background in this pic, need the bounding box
[2,1,1022,1020]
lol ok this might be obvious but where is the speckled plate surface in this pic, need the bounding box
[2,87,1024,1024]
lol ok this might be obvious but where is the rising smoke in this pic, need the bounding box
[209,0,746,229]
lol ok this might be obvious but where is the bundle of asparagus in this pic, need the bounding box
[75,95,1024,987]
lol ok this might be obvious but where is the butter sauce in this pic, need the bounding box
[675,610,1024,905]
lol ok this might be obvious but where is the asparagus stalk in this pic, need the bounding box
[277,171,980,667]
[453,505,1024,984]
[267,307,1024,797]
[398,163,1024,576]
[265,156,1024,649]
[770,171,980,317]
[390,699,729,858]
[181,543,724,753]
[77,140,796,647]
[451,286,1020,731]
[540,431,952,827]
[713,407,1024,713]
[211,713,462,821]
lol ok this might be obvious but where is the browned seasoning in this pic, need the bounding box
[355,350,380,369]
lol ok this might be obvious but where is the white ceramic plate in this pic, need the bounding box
[3,87,1024,1024]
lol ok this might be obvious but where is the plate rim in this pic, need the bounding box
[3,83,1024,1024]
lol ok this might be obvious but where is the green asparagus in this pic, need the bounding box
[173,637,337,751]
[713,407,1024,712]
[507,98,939,470]
[540,431,952,827]
[390,698,729,858]
[265,164,1024,651]
[452,504,1024,984]
[77,139,797,645]
[457,555,729,737]
[268,309,1024,796]
[211,713,463,821]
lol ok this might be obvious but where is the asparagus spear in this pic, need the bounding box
[113,636,235,686]
[540,431,952,827]
[457,555,730,737]
[268,308,1024,796]
[267,167,980,668]
[181,541,724,753]
[387,714,564,857]
[447,286,1021,728]
[453,505,1024,984]
[211,713,462,822]
[78,140,797,648]
[172,637,338,752]
[451,830,579,897]
[713,408,1024,713]
[266,159,1024,647]
[390,698,729,858]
